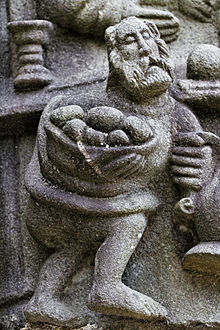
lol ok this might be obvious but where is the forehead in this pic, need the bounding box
[116,21,151,41]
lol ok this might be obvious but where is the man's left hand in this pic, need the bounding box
[171,132,214,191]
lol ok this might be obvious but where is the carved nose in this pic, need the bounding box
[138,38,151,56]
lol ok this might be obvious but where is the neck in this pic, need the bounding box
[107,84,170,106]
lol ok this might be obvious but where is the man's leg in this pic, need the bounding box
[25,246,85,325]
[88,213,168,321]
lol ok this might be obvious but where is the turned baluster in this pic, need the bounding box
[7,20,54,90]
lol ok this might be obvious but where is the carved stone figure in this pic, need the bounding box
[36,0,180,42]
[36,0,215,42]
[23,17,214,328]
[171,43,220,275]
[6,0,217,94]
[2,0,220,327]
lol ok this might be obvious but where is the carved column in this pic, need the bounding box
[7,20,54,90]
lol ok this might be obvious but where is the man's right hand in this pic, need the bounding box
[101,153,146,180]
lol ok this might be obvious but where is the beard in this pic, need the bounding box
[115,55,173,101]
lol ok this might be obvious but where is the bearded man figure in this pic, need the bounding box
[24,17,213,327]
[105,17,174,100]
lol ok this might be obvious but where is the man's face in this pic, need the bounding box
[106,18,173,100]
[116,23,160,68]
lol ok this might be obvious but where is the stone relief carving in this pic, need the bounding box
[171,43,220,275]
[7,20,54,90]
[36,0,180,42]
[36,0,216,40]
[178,0,214,22]
[6,0,219,92]
[1,0,220,328]
[22,17,217,328]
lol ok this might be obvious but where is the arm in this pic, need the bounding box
[172,102,213,192]
[171,103,214,223]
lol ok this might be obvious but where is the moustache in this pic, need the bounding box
[140,55,174,80]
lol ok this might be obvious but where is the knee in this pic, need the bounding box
[113,213,147,236]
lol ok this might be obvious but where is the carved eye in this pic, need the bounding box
[142,31,149,40]
[124,35,136,44]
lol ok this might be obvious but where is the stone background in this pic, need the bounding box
[0,0,220,329]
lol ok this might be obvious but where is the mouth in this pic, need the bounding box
[148,65,172,81]
[138,65,173,96]
[139,56,166,73]
[147,65,164,74]
[139,56,150,69]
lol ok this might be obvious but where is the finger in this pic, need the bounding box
[195,2,212,16]
[162,33,179,43]
[149,19,179,29]
[173,133,205,147]
[114,155,143,178]
[189,7,211,22]
[173,177,202,191]
[122,158,146,179]
[136,8,178,20]
[198,132,220,147]
[171,155,202,167]
[158,27,180,38]
[103,153,137,174]
[139,0,167,6]
[172,147,206,158]
[172,166,202,178]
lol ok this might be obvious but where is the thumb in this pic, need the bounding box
[197,132,220,149]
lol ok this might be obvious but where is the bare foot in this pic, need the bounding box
[25,295,85,327]
[87,282,169,321]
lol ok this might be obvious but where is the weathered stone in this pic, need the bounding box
[7,20,54,90]
[86,107,124,133]
[20,15,219,329]
[50,105,84,128]
[1,0,220,329]
[187,44,220,81]
[63,119,87,141]
[123,116,153,145]
[107,130,130,147]
[36,0,180,42]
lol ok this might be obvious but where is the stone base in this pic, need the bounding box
[21,322,100,330]
[21,320,220,330]
[14,66,53,90]
[182,242,220,275]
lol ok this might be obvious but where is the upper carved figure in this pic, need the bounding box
[36,0,215,42]
[37,0,179,41]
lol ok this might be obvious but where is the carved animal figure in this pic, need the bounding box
[24,18,212,328]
